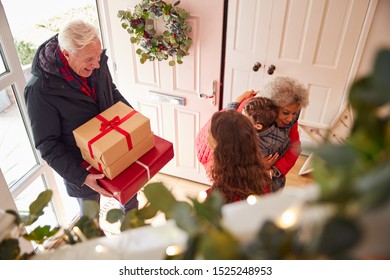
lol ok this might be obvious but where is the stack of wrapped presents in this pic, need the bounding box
[73,101,174,204]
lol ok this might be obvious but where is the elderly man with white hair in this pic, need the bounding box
[24,20,138,215]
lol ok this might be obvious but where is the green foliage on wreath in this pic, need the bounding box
[118,0,193,66]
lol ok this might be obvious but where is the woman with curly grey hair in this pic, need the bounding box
[262,76,309,128]
[232,76,309,191]
[258,76,309,189]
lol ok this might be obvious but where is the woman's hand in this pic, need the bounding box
[83,173,113,197]
[235,90,258,103]
[263,153,279,169]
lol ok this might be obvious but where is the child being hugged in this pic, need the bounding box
[197,77,309,192]
[228,95,292,191]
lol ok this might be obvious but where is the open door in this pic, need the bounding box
[99,0,224,184]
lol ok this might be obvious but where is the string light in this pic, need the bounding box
[277,208,299,229]
[95,244,105,253]
[197,191,208,203]
[246,195,257,205]
[166,245,183,256]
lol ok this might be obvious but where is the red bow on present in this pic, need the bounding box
[100,116,121,131]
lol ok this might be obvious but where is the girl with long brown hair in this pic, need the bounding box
[207,110,271,203]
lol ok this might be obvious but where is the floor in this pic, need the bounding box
[155,154,312,197]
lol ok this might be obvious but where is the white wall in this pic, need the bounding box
[356,0,390,78]
[300,0,390,154]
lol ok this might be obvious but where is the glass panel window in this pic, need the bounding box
[0,45,9,76]
[54,172,79,224]
[2,0,100,227]
[2,0,99,67]
[0,85,38,187]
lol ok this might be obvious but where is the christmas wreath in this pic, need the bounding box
[118,0,193,66]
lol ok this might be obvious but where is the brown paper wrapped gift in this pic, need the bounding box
[73,101,154,179]
[81,133,155,179]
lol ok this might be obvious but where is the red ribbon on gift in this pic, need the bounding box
[87,110,138,159]
[99,115,121,131]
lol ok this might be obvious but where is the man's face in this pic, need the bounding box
[63,38,102,77]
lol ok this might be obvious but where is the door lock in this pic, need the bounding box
[267,65,276,75]
[199,80,217,106]
[253,62,262,72]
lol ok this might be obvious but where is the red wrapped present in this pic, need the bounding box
[81,135,174,205]
[81,133,155,179]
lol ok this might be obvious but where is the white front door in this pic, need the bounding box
[101,0,224,184]
[223,0,376,128]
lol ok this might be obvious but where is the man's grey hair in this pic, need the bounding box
[58,20,99,54]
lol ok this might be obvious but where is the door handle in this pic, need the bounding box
[253,62,262,72]
[267,65,276,75]
[199,80,217,106]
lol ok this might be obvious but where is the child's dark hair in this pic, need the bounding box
[243,97,278,129]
